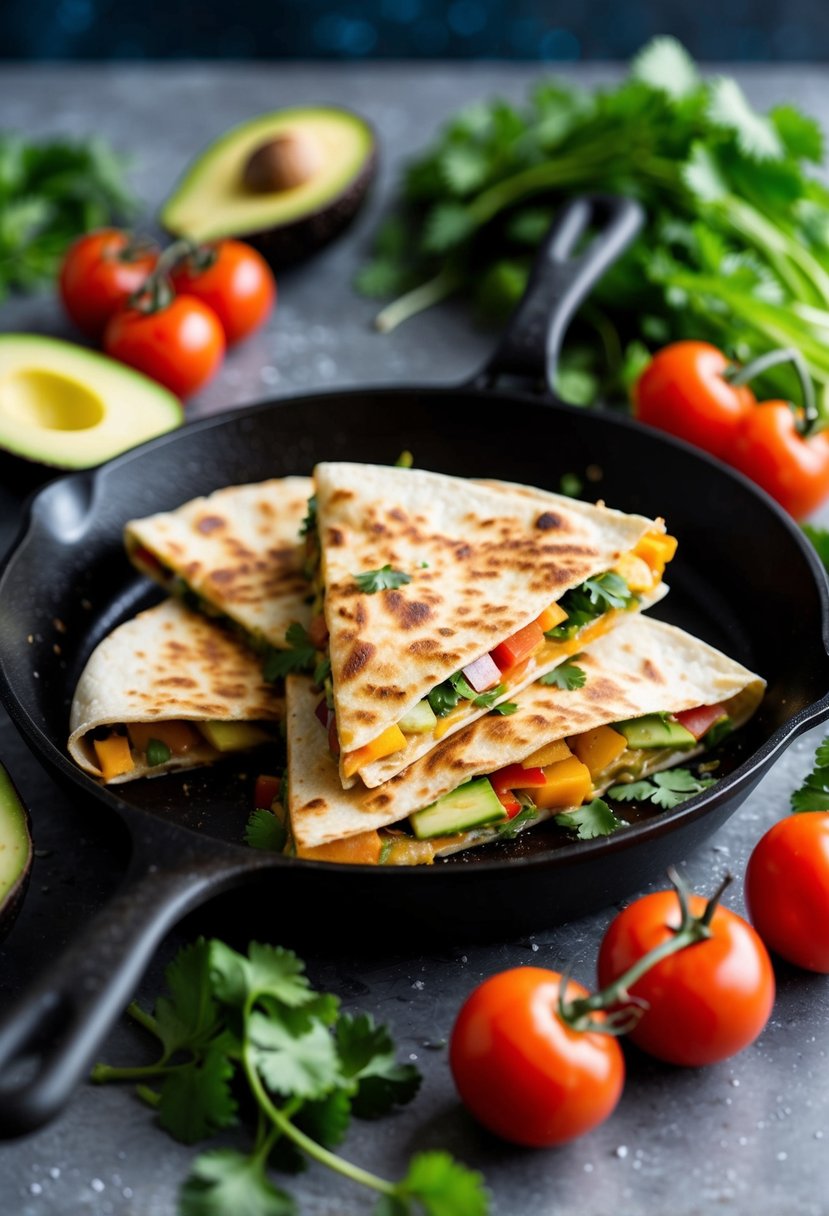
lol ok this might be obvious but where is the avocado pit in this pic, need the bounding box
[243,132,324,194]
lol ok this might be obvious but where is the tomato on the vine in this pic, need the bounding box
[171,239,275,346]
[449,967,624,1147]
[633,340,755,461]
[104,294,225,399]
[597,889,774,1066]
[59,229,159,340]
[745,812,829,973]
[729,400,829,520]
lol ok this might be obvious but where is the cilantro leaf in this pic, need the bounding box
[394,1151,490,1216]
[299,495,317,538]
[491,701,518,716]
[354,565,413,593]
[471,682,507,709]
[540,661,586,690]
[554,798,626,839]
[583,572,633,611]
[180,1150,294,1216]
[449,672,477,701]
[153,939,220,1060]
[158,1036,238,1145]
[245,808,287,853]
[249,1012,341,1101]
[791,737,829,812]
[427,680,461,717]
[608,768,716,810]
[631,35,700,99]
[422,201,475,253]
[495,804,538,839]
[606,779,657,803]
[209,942,312,1011]
[335,1013,421,1118]
[262,623,316,681]
[294,1089,352,1149]
[708,77,783,160]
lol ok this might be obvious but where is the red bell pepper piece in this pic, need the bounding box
[674,704,727,741]
[496,788,522,818]
[490,764,547,794]
[253,774,281,809]
[490,621,545,672]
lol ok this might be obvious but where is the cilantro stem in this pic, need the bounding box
[126,1000,164,1041]
[90,1060,191,1084]
[136,1084,161,1109]
[241,1042,396,1198]
[375,265,462,333]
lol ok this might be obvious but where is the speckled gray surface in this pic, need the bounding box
[0,62,828,1216]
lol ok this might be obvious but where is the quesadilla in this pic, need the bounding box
[69,599,284,784]
[283,614,764,864]
[124,477,314,653]
[307,462,677,788]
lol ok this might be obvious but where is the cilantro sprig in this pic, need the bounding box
[428,671,512,717]
[790,738,829,812]
[545,574,635,641]
[554,798,626,839]
[262,623,317,682]
[93,939,489,1215]
[609,768,716,810]
[354,566,413,593]
[540,659,586,690]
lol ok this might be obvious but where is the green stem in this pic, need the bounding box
[126,1001,164,1040]
[90,1059,190,1084]
[560,868,732,1033]
[136,1084,161,1109]
[729,346,819,434]
[241,1044,396,1198]
[375,266,462,333]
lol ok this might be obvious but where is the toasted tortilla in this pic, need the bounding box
[124,477,314,651]
[69,598,284,783]
[286,613,764,851]
[314,462,665,786]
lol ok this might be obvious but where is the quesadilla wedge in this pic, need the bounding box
[307,462,677,788]
[282,614,764,863]
[124,477,314,653]
[69,599,284,784]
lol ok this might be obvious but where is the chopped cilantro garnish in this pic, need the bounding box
[146,738,171,767]
[609,768,716,810]
[428,672,512,717]
[791,737,829,812]
[540,660,586,690]
[495,805,538,839]
[244,808,287,853]
[262,622,317,682]
[427,680,461,718]
[471,682,507,709]
[491,701,518,716]
[554,798,626,839]
[354,565,413,593]
[545,573,635,640]
[313,655,331,687]
[583,571,634,611]
[300,495,317,537]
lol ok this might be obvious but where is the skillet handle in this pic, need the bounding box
[0,828,266,1137]
[473,194,644,395]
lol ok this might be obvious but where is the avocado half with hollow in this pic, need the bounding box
[0,764,33,938]
[160,106,377,268]
[0,335,183,469]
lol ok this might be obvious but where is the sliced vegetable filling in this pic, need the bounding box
[88,718,275,780]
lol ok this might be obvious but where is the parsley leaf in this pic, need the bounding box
[262,623,316,682]
[540,661,586,690]
[554,798,626,839]
[608,768,716,810]
[354,565,413,593]
[791,737,829,812]
[245,809,287,853]
[180,1149,294,1216]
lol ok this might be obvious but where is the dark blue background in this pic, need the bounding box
[1,0,827,59]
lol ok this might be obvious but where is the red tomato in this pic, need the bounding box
[597,890,774,1066]
[745,812,829,973]
[634,341,755,461]
[728,400,829,520]
[253,774,281,810]
[674,703,727,741]
[171,240,276,346]
[59,229,159,339]
[104,296,225,399]
[450,967,624,1147]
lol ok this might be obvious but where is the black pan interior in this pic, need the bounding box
[2,384,828,868]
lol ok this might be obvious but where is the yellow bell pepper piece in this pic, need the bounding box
[533,755,593,809]
[535,602,568,632]
[634,531,678,578]
[93,734,135,781]
[571,725,628,779]
[522,739,572,768]
[342,723,407,778]
[613,552,655,594]
[297,829,382,865]
[127,720,202,755]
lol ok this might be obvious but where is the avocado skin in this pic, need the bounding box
[0,766,33,942]
[169,148,378,271]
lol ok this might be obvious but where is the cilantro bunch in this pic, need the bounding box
[358,37,829,410]
[0,133,135,299]
[92,939,488,1215]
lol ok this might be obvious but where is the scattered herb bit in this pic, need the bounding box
[545,574,634,640]
[313,656,332,688]
[354,565,413,593]
[496,805,538,839]
[703,717,733,748]
[300,495,317,538]
[554,798,626,839]
[471,682,507,709]
[395,450,414,468]
[427,680,462,718]
[583,572,633,611]
[262,623,317,682]
[92,939,488,1215]
[245,808,287,853]
[609,768,716,810]
[146,738,172,766]
[419,561,430,569]
[791,737,829,812]
[428,670,504,716]
[540,661,587,690]
[0,132,136,301]
[559,472,583,498]
[491,701,518,716]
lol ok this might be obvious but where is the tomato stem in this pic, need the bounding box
[727,347,820,437]
[558,867,733,1035]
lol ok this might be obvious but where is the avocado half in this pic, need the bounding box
[0,764,33,939]
[0,335,183,469]
[160,106,377,269]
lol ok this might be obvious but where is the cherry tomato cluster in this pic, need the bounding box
[633,340,829,520]
[59,229,276,399]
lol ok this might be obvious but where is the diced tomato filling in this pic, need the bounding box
[308,613,329,649]
[253,774,281,810]
[490,621,545,672]
[328,714,341,758]
[674,703,727,741]
[490,764,547,795]
[132,545,164,576]
[495,788,522,818]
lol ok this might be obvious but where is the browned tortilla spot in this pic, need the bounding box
[354,602,367,627]
[365,684,407,701]
[383,592,432,630]
[342,641,376,679]
[354,709,379,723]
[438,627,455,637]
[455,544,473,559]
[209,569,236,584]
[304,798,326,810]
[158,676,198,688]
[197,515,225,534]
[408,638,439,655]
[331,489,354,503]
[536,511,562,531]
[642,659,664,683]
[328,527,344,546]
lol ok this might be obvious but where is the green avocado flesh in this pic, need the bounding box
[0,764,33,928]
[0,335,183,469]
[410,777,506,840]
[615,713,696,749]
[160,106,375,251]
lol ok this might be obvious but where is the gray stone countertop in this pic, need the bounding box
[0,61,828,1216]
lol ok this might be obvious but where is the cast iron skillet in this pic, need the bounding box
[1,195,828,1138]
